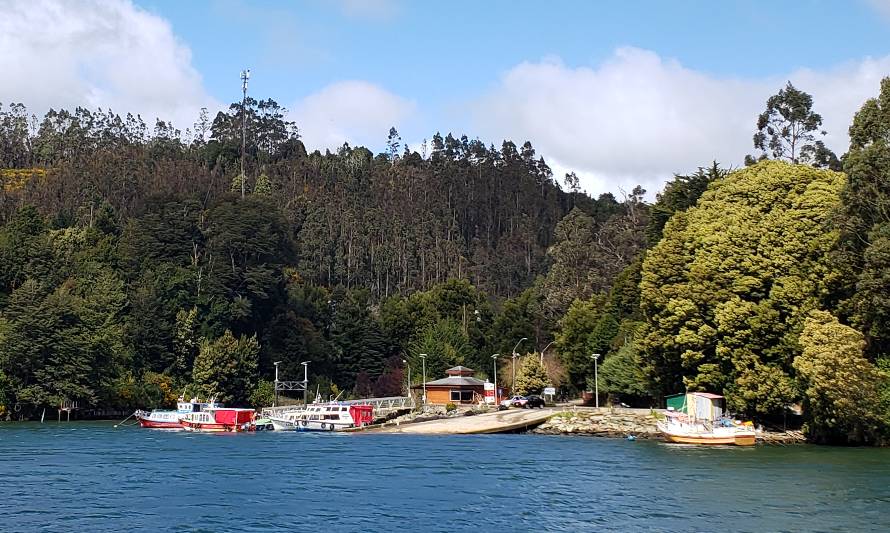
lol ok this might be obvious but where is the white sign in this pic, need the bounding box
[484,382,495,391]
[543,387,556,396]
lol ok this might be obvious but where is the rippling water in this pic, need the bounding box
[1,422,889,532]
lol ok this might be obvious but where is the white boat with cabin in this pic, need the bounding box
[270,402,373,432]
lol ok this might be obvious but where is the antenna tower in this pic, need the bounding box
[240,68,250,198]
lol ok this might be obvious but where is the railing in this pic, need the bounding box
[261,396,415,417]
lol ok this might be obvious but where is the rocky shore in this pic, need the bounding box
[533,408,808,444]
[534,409,662,438]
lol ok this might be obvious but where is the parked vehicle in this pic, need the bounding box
[525,395,546,408]
[500,396,528,408]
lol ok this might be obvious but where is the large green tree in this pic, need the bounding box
[192,330,259,404]
[839,77,890,357]
[640,161,845,416]
[794,310,887,444]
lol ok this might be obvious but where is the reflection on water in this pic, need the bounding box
[1,422,889,532]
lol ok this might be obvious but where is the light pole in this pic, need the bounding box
[273,361,282,407]
[419,354,427,404]
[492,353,499,405]
[591,354,600,409]
[402,359,411,398]
[511,337,527,391]
[540,341,555,366]
[301,361,310,405]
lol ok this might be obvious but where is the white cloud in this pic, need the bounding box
[291,80,416,152]
[0,0,216,131]
[472,48,890,197]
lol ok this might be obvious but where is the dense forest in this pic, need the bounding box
[1,79,889,444]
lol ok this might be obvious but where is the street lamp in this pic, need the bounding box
[492,353,499,405]
[511,337,527,391]
[273,361,282,407]
[402,359,411,399]
[419,354,427,405]
[591,354,600,409]
[301,361,310,405]
[540,341,555,366]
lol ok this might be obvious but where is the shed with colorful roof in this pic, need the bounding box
[413,366,486,405]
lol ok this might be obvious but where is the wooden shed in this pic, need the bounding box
[414,366,486,405]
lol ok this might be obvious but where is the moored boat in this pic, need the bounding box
[658,411,756,446]
[135,397,220,429]
[180,407,256,432]
[270,402,373,432]
[658,392,756,446]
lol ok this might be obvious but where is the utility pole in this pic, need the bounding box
[273,361,282,407]
[592,353,600,409]
[240,68,250,198]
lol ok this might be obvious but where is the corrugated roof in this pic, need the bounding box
[421,376,486,387]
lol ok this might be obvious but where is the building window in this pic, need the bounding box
[450,390,474,402]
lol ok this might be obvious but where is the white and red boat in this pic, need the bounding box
[180,407,256,432]
[269,402,373,432]
[135,398,219,429]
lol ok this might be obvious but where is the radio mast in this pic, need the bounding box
[240,68,250,198]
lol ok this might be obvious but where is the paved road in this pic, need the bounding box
[379,407,556,434]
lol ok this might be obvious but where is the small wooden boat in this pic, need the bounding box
[659,392,756,446]
[659,412,756,446]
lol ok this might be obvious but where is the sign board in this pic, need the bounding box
[543,387,556,396]
[484,382,495,403]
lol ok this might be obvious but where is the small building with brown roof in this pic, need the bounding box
[413,365,486,405]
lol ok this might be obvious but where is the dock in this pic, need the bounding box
[378,408,555,435]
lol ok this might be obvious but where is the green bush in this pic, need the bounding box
[445,402,457,412]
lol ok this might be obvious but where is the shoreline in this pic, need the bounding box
[531,409,807,445]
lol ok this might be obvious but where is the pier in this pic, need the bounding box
[261,396,416,420]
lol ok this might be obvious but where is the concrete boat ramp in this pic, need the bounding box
[377,408,555,435]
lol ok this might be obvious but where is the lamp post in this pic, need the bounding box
[540,341,555,366]
[402,359,411,398]
[511,337,527,391]
[492,353,499,405]
[301,361,310,405]
[419,354,427,405]
[591,354,600,409]
[273,361,282,407]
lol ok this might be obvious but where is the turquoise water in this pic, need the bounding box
[1,422,889,532]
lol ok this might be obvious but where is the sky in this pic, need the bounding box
[2,0,890,197]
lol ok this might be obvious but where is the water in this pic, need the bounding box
[1,422,889,532]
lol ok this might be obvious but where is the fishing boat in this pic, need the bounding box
[135,397,220,429]
[658,392,756,446]
[180,407,256,432]
[270,402,373,432]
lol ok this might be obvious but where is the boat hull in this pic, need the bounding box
[181,421,254,433]
[663,433,755,446]
[270,418,346,432]
[138,418,184,429]
[135,409,186,430]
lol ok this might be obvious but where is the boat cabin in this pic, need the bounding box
[665,392,724,421]
[413,365,486,405]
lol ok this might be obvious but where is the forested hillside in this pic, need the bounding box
[0,98,644,415]
[1,78,889,444]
